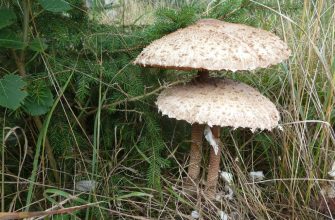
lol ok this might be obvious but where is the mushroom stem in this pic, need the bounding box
[196,70,209,81]
[206,126,221,194]
[187,124,204,182]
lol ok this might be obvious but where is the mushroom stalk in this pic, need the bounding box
[136,18,289,200]
[187,124,204,182]
[188,70,209,184]
[186,70,209,183]
[197,70,209,80]
[206,126,221,193]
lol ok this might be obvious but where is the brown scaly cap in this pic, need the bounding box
[156,78,280,131]
[134,19,291,72]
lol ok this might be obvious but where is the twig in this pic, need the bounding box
[0,204,91,220]
[85,80,184,116]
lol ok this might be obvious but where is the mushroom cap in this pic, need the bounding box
[134,19,291,72]
[156,78,280,131]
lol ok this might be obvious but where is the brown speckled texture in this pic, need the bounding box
[134,19,291,71]
[188,124,204,182]
[156,78,280,131]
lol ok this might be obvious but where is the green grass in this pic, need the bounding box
[1,0,335,219]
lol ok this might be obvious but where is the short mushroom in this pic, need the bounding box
[156,78,279,192]
[134,18,290,194]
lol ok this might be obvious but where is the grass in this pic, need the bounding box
[1,0,335,219]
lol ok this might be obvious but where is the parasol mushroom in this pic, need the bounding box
[134,19,291,72]
[134,18,290,193]
[156,78,279,192]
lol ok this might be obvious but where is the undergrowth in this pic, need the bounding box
[0,0,334,219]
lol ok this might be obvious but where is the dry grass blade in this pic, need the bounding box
[0,204,90,220]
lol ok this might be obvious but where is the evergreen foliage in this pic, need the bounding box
[0,0,258,193]
[1,0,319,218]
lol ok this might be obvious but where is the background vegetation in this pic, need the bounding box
[0,0,334,219]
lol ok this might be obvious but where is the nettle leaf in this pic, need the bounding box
[0,8,16,29]
[0,29,26,49]
[23,84,54,116]
[0,74,27,110]
[29,38,48,52]
[38,0,72,13]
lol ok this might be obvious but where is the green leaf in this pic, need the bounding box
[0,29,26,49]
[29,38,48,52]
[43,188,87,204]
[23,85,54,116]
[0,74,27,110]
[0,8,16,29]
[38,0,72,13]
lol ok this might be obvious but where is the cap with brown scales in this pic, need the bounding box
[156,78,280,131]
[134,18,290,197]
[134,19,291,71]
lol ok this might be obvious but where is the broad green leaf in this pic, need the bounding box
[23,85,54,116]
[38,0,72,12]
[0,8,16,29]
[29,38,48,52]
[0,74,27,110]
[0,29,26,49]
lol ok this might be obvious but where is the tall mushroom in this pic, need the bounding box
[134,19,290,193]
[156,78,280,192]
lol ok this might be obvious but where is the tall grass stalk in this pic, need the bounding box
[1,0,335,219]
